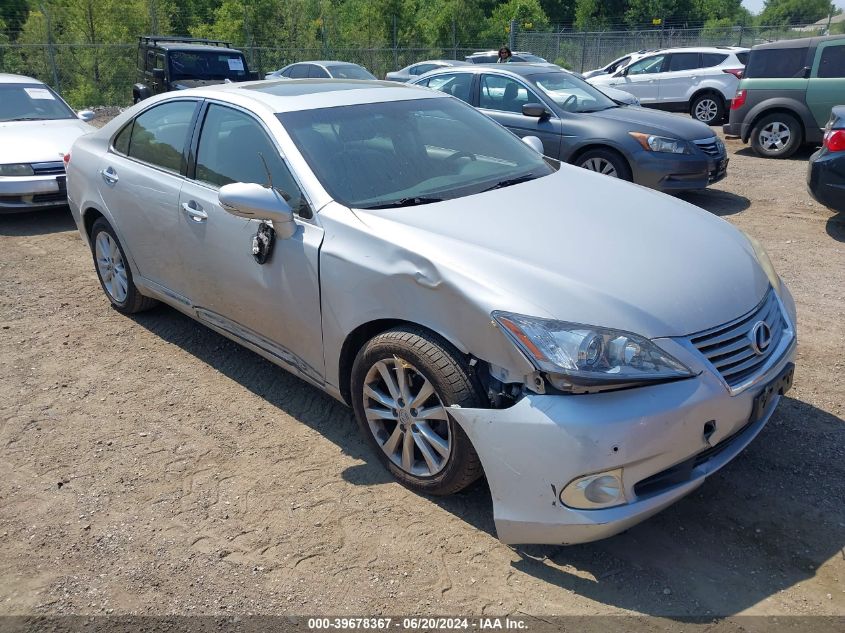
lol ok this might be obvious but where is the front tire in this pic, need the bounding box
[350,327,485,495]
[690,92,724,125]
[90,218,157,314]
[751,112,802,158]
[576,148,632,181]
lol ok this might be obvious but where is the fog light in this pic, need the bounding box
[560,469,626,509]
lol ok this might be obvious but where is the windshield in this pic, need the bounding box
[329,65,376,80]
[0,84,76,122]
[169,51,248,80]
[278,97,553,209]
[532,73,617,112]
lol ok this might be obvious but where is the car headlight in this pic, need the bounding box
[0,163,35,177]
[742,231,781,295]
[629,132,689,154]
[492,312,693,393]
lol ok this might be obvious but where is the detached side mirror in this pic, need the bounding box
[522,103,549,119]
[219,182,297,239]
[151,68,166,80]
[521,135,544,154]
[77,110,95,122]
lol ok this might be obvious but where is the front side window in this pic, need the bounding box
[127,100,197,172]
[0,84,76,122]
[328,65,375,80]
[195,104,309,216]
[745,47,809,78]
[479,75,542,113]
[289,64,309,79]
[309,65,330,78]
[607,56,630,73]
[533,72,616,113]
[817,44,845,79]
[412,63,438,76]
[627,55,666,75]
[668,53,701,72]
[278,97,553,209]
[424,73,473,103]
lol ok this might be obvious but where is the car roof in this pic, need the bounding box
[173,79,445,114]
[752,34,845,50]
[153,43,243,54]
[640,46,748,55]
[0,73,43,84]
[422,63,563,77]
[288,61,364,68]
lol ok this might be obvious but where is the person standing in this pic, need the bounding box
[497,47,513,63]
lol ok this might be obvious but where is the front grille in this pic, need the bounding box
[31,161,65,176]
[693,137,723,157]
[689,289,785,388]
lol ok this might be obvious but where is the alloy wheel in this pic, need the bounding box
[580,157,618,177]
[759,122,791,152]
[362,357,452,477]
[94,231,128,303]
[694,98,718,122]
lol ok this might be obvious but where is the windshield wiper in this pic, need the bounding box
[362,196,443,210]
[481,173,536,192]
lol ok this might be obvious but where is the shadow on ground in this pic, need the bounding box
[0,207,76,236]
[676,189,750,216]
[130,305,844,618]
[733,146,819,162]
[826,210,844,242]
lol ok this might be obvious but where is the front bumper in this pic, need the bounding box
[631,149,729,191]
[0,173,68,213]
[451,287,797,545]
[807,148,845,212]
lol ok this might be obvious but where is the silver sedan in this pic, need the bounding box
[67,79,796,545]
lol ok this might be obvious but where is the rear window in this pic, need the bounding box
[745,47,809,78]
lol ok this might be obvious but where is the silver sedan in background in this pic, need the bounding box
[0,73,94,213]
[67,79,796,545]
[385,59,471,82]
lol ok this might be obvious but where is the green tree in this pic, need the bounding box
[574,0,628,29]
[480,0,549,40]
[416,0,486,47]
[539,0,577,25]
[759,0,837,26]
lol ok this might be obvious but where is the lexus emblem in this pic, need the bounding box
[749,321,772,355]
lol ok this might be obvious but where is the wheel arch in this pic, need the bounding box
[690,87,725,108]
[568,144,632,178]
[741,102,810,143]
[338,318,472,406]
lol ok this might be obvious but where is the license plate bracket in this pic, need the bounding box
[750,362,794,423]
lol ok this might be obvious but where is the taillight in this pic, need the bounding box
[731,89,747,110]
[722,68,743,79]
[823,129,845,152]
[62,152,70,167]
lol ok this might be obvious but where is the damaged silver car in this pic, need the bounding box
[66,79,797,545]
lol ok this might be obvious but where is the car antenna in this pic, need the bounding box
[257,152,286,201]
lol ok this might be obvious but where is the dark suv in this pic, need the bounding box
[724,35,845,158]
[132,35,257,103]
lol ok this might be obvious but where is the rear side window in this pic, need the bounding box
[411,63,438,76]
[127,100,197,172]
[289,64,309,79]
[701,53,728,68]
[668,53,701,72]
[745,47,809,78]
[424,73,473,103]
[112,123,132,154]
[817,44,845,79]
[735,52,749,66]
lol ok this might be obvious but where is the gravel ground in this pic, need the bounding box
[0,124,843,621]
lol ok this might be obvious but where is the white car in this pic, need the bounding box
[582,50,654,80]
[0,74,95,213]
[588,47,749,124]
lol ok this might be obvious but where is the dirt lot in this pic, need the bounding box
[0,126,843,622]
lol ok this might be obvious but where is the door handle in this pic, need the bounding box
[181,200,208,222]
[100,167,118,184]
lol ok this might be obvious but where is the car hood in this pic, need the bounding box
[0,119,94,163]
[353,167,769,339]
[590,105,715,140]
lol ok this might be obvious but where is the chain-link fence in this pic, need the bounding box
[0,12,834,109]
[516,23,831,73]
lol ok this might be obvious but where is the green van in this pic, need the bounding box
[723,35,845,158]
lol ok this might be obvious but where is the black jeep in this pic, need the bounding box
[133,35,258,103]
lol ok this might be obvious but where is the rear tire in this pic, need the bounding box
[750,112,802,158]
[690,92,725,125]
[576,148,632,181]
[90,218,157,314]
[350,326,485,496]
